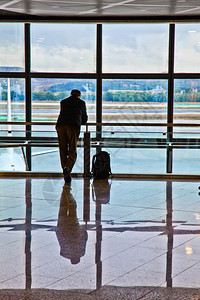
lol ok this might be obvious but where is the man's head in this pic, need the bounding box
[71,89,81,98]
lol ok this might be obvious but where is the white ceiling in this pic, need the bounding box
[1,0,200,17]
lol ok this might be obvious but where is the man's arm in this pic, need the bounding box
[82,102,88,125]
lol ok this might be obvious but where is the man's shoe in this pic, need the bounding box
[64,172,71,183]
[63,167,71,183]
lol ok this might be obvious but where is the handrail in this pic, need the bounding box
[1,121,200,127]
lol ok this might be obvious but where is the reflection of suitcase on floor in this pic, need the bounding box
[92,179,111,204]
[91,151,112,179]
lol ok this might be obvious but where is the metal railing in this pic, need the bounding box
[1,121,200,175]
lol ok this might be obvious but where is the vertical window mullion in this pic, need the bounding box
[25,23,31,171]
[96,24,102,140]
[167,23,175,173]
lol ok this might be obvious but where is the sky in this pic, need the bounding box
[1,23,200,73]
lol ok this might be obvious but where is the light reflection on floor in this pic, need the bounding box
[1,177,200,299]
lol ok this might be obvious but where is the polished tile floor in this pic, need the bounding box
[1,177,200,299]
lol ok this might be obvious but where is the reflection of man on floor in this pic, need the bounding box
[56,183,88,264]
[56,89,88,183]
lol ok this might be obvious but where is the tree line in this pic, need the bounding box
[2,89,200,103]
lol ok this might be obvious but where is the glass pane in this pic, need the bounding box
[173,149,200,174]
[0,23,24,72]
[32,147,96,174]
[32,147,62,172]
[103,24,169,73]
[103,148,166,174]
[0,78,25,137]
[31,78,96,137]
[174,79,200,137]
[31,24,96,73]
[102,79,168,137]
[0,147,26,171]
[175,24,200,73]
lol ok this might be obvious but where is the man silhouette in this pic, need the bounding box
[56,89,88,182]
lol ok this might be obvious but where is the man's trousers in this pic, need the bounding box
[56,124,80,172]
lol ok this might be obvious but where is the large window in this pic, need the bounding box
[1,22,200,174]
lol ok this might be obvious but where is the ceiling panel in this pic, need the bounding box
[1,0,200,18]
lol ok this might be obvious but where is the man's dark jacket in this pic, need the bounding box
[56,95,88,128]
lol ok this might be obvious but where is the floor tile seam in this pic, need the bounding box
[172,192,194,199]
[0,206,25,212]
[44,262,98,289]
[115,184,164,193]
[109,192,163,202]
[127,205,167,211]
[101,236,166,263]
[31,240,59,253]
[106,208,153,223]
[0,271,25,285]
[172,248,200,260]
[172,201,200,209]
[101,203,149,208]
[139,245,168,253]
[0,252,27,265]
[103,253,167,288]
[110,201,167,210]
[121,194,166,203]
[35,216,59,222]
[176,243,200,252]
[31,197,61,201]
[171,260,200,279]
[0,196,25,200]
[30,254,65,272]
[186,198,200,206]
[171,207,200,213]
[108,205,167,214]
[0,239,25,250]
[172,235,200,251]
[142,190,167,198]
[31,272,66,281]
[0,184,25,188]
[0,206,26,213]
[133,213,166,223]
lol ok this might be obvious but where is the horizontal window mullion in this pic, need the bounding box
[174,73,200,79]
[0,72,26,78]
[30,72,98,79]
[102,73,169,79]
